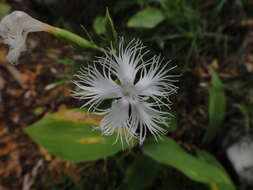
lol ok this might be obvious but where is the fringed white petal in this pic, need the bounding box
[135,56,178,97]
[97,38,148,87]
[0,11,46,64]
[72,64,122,112]
[99,98,135,144]
[130,100,168,145]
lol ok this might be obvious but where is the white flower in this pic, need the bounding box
[0,11,47,64]
[73,39,178,144]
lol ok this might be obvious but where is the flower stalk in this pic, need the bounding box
[45,24,104,52]
[0,11,104,64]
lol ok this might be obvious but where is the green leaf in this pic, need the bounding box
[142,137,235,190]
[0,3,10,19]
[127,7,165,28]
[203,70,226,143]
[234,104,251,130]
[121,155,160,190]
[196,150,236,190]
[105,8,118,47]
[93,16,106,35]
[23,109,133,163]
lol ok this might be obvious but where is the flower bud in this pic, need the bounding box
[0,11,47,64]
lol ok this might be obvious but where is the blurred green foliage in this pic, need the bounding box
[114,0,227,60]
[203,71,226,144]
[105,8,118,48]
[93,16,106,35]
[120,155,160,190]
[0,0,10,19]
[127,7,165,28]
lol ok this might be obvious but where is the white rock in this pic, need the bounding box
[227,137,253,183]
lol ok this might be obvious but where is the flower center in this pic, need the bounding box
[122,85,137,100]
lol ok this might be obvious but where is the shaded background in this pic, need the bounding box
[0,0,253,190]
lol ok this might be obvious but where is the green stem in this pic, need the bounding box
[45,24,105,52]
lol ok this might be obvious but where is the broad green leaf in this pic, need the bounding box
[142,137,235,190]
[196,150,225,170]
[23,109,133,163]
[105,8,117,47]
[93,16,106,35]
[203,70,226,143]
[196,150,236,190]
[127,8,165,28]
[120,155,160,190]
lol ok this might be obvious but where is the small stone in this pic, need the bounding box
[226,135,253,184]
